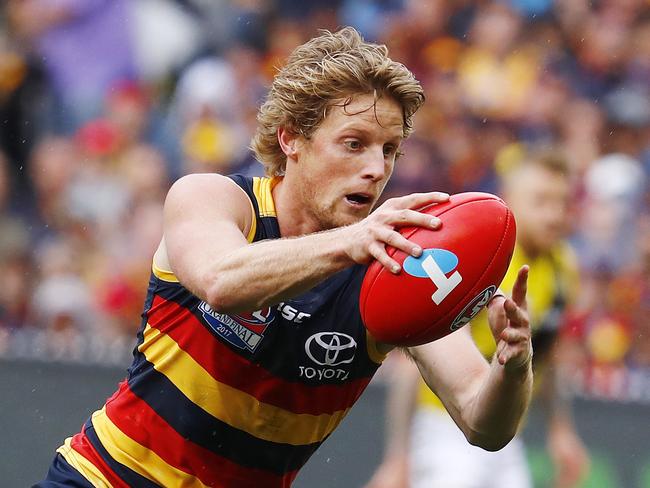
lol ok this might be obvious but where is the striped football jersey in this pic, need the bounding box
[52,175,385,487]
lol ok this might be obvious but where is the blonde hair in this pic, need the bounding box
[251,27,425,176]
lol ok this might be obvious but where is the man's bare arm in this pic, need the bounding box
[161,174,448,313]
[408,267,533,451]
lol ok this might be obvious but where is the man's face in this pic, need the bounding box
[289,93,404,229]
[505,164,571,254]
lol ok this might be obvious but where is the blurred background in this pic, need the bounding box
[0,0,649,486]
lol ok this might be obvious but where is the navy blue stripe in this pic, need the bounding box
[83,419,161,488]
[127,356,320,474]
[151,281,201,308]
[33,454,95,488]
[228,174,281,242]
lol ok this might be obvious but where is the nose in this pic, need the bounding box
[362,146,389,182]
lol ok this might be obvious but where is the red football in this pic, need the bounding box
[360,192,516,346]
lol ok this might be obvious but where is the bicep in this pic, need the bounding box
[163,174,252,298]
[408,328,490,424]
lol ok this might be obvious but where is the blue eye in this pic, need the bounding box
[344,140,361,150]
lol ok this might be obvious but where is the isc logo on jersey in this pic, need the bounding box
[403,249,463,305]
[198,301,275,352]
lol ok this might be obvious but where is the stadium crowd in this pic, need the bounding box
[1,0,649,399]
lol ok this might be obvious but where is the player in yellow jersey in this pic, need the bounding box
[366,145,590,488]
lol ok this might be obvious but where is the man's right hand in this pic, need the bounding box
[343,192,449,274]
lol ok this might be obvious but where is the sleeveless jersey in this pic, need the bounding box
[418,241,579,410]
[55,175,386,487]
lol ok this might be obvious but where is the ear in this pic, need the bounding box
[277,127,300,160]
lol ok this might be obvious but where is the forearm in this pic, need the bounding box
[383,357,420,458]
[165,176,448,315]
[203,228,353,313]
[462,358,533,451]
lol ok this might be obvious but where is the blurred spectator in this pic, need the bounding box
[0,24,48,189]
[65,132,130,231]
[7,0,137,132]
[456,3,530,119]
[0,31,25,108]
[169,43,267,175]
[0,150,29,258]
[558,98,605,176]
[129,0,201,84]
[26,137,80,243]
[104,81,152,151]
[378,0,451,79]
[97,143,170,335]
[573,153,646,273]
[119,144,170,206]
[627,214,650,368]
[0,150,33,330]
[30,237,93,333]
[182,0,274,55]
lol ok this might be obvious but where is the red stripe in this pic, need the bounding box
[105,382,294,488]
[68,426,130,488]
[145,295,371,415]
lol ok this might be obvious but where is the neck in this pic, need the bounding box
[272,175,323,237]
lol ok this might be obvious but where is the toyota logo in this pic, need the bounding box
[305,332,357,366]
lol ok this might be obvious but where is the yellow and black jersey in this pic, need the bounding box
[53,175,385,487]
[419,242,579,410]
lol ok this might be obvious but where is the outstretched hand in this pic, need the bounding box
[487,266,532,371]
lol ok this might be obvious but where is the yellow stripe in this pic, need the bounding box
[229,178,257,242]
[252,177,277,217]
[57,437,114,488]
[152,261,180,283]
[246,200,257,243]
[140,324,348,445]
[91,407,208,488]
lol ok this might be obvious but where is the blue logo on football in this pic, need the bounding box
[404,249,459,277]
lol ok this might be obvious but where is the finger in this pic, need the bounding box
[487,296,507,337]
[386,209,442,230]
[376,227,424,257]
[368,242,402,274]
[386,191,450,210]
[504,298,529,329]
[511,265,529,307]
[495,340,507,364]
[498,343,532,368]
[496,342,519,366]
[500,327,529,344]
[498,348,522,367]
[487,294,506,314]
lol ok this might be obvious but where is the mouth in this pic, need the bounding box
[345,192,373,207]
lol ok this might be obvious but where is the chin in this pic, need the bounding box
[323,217,355,230]
[315,202,371,230]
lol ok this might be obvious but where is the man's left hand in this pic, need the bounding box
[487,266,532,371]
